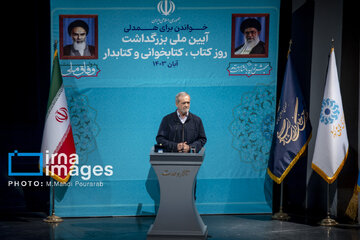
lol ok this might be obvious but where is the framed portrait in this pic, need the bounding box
[231,14,269,58]
[59,15,98,59]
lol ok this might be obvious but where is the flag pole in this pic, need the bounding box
[272,181,290,220]
[286,39,292,58]
[43,40,64,224]
[272,39,293,221]
[319,182,338,226]
[43,180,63,223]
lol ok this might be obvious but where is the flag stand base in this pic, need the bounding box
[272,207,290,221]
[43,213,63,223]
[319,215,338,226]
[319,183,338,226]
[272,183,290,221]
[44,179,63,223]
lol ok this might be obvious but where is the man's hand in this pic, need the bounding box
[182,142,190,152]
[177,142,190,152]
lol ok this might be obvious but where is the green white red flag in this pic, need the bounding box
[41,46,76,183]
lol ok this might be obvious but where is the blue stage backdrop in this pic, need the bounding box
[50,0,280,217]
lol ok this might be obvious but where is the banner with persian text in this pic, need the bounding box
[50,0,280,216]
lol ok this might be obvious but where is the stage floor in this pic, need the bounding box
[1,213,359,240]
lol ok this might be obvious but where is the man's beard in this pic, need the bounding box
[244,35,260,49]
[73,40,86,56]
[235,35,260,55]
[179,108,189,115]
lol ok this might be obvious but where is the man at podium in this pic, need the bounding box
[156,92,207,153]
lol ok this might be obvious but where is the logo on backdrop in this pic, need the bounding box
[61,62,101,79]
[227,61,272,77]
[157,0,176,16]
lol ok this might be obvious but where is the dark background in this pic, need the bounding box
[1,0,50,214]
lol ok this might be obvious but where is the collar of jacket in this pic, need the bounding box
[172,110,192,123]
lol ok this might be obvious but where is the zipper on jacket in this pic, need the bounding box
[182,123,185,143]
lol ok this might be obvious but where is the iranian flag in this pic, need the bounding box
[41,46,76,183]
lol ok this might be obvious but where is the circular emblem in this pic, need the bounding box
[55,107,69,123]
[320,98,340,125]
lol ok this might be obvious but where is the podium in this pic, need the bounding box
[147,147,208,240]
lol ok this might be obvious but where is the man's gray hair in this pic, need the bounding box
[175,92,190,104]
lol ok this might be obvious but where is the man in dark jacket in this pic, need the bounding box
[156,92,207,153]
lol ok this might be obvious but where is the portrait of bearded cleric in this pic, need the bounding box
[231,14,269,58]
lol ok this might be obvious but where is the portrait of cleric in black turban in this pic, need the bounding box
[59,15,98,59]
[231,14,269,58]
